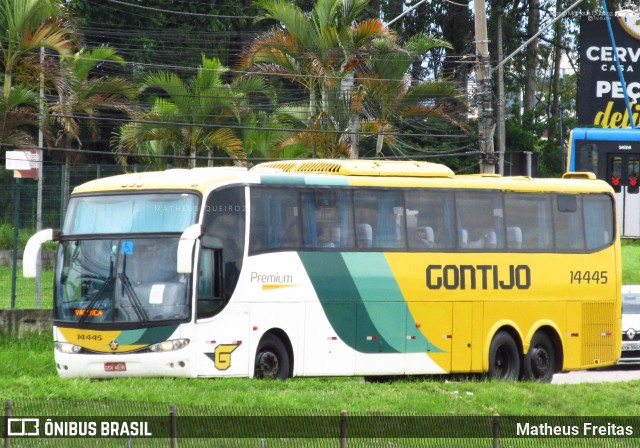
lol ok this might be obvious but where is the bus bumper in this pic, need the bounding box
[54,349,196,378]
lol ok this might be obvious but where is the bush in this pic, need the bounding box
[0,223,34,250]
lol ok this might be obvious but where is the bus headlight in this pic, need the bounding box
[148,339,190,353]
[55,342,82,354]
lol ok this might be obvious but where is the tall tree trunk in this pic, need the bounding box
[523,0,540,124]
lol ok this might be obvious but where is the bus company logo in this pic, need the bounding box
[109,340,119,351]
[617,6,640,40]
[426,264,531,290]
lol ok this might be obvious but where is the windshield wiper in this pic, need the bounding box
[78,257,114,326]
[119,254,149,325]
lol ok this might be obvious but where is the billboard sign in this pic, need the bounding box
[578,10,640,127]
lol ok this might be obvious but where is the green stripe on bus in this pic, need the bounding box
[299,252,442,354]
[341,253,443,354]
[299,252,398,353]
[341,252,406,352]
[117,325,179,345]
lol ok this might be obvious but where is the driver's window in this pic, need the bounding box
[196,247,223,319]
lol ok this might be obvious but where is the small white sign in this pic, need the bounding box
[5,151,32,170]
[5,149,42,179]
[148,284,165,304]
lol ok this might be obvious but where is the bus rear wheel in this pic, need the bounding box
[523,332,556,383]
[488,331,520,380]
[254,334,290,380]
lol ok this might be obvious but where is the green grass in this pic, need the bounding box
[622,239,640,284]
[0,265,54,309]
[2,332,640,418]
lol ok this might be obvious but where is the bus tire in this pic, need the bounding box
[488,331,520,380]
[522,331,556,383]
[254,334,290,380]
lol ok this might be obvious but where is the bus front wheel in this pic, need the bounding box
[488,331,520,380]
[522,331,556,383]
[254,334,290,380]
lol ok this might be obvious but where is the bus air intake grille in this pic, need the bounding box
[253,159,455,178]
[581,301,617,368]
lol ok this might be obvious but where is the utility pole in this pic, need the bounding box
[496,7,506,176]
[474,0,495,174]
[36,47,44,307]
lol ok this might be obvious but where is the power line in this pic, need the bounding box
[103,0,257,19]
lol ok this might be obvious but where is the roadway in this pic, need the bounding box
[552,364,640,384]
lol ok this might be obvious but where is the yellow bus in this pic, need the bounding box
[24,160,621,382]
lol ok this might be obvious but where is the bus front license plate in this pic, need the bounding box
[104,362,126,372]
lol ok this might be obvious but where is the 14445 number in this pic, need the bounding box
[570,270,608,284]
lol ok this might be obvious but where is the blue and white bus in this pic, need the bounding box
[568,127,640,237]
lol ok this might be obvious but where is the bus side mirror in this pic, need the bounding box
[23,229,58,278]
[177,224,203,274]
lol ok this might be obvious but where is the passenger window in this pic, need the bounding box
[456,192,504,249]
[405,190,454,249]
[504,193,553,250]
[354,190,405,249]
[584,195,614,250]
[250,188,301,252]
[554,194,585,251]
[301,190,354,249]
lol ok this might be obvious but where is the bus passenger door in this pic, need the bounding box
[608,154,640,237]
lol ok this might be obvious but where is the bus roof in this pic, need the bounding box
[70,160,613,196]
[72,167,249,195]
[570,127,640,141]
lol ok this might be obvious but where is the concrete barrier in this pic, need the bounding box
[0,249,56,269]
[0,309,52,336]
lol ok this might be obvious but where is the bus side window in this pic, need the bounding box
[355,190,405,249]
[504,193,552,250]
[197,247,223,319]
[456,192,504,250]
[404,190,453,250]
[554,195,585,251]
[577,143,598,172]
[584,195,614,250]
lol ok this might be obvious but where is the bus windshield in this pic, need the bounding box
[63,193,199,235]
[55,237,190,325]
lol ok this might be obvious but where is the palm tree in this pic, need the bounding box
[0,85,40,147]
[357,33,464,156]
[116,55,270,168]
[0,0,74,148]
[239,0,392,158]
[49,45,137,211]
